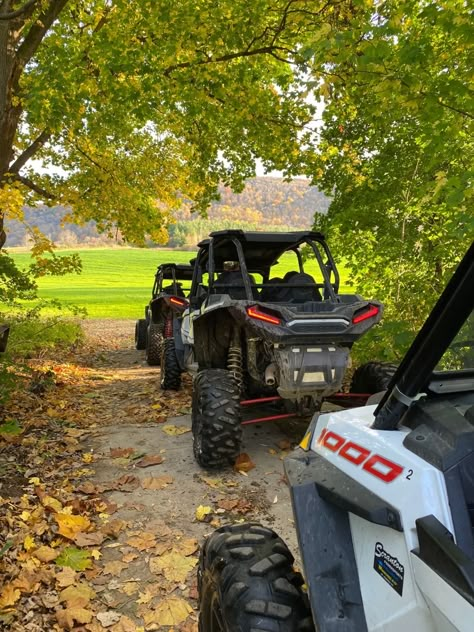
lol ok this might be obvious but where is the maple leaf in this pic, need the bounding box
[96,611,122,627]
[141,474,173,490]
[234,453,256,473]
[0,584,21,609]
[55,513,91,540]
[145,597,193,626]
[200,476,222,489]
[56,606,93,629]
[55,567,77,588]
[102,560,127,576]
[109,447,135,459]
[135,454,164,467]
[149,551,197,582]
[74,531,105,547]
[110,615,138,631]
[125,531,156,551]
[162,424,191,436]
[34,545,59,562]
[195,505,213,522]
[56,547,93,571]
[177,537,198,556]
[59,582,96,608]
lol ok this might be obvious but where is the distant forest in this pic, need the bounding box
[5,177,329,248]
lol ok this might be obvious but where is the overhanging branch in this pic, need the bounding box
[9,129,50,173]
[0,0,37,20]
[14,174,55,199]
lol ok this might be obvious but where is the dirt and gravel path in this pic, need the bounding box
[1,320,305,631]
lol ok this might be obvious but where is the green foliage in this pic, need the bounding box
[55,547,93,571]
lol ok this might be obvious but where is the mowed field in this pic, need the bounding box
[11,247,352,318]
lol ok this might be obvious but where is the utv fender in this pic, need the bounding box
[284,448,403,631]
[193,308,234,369]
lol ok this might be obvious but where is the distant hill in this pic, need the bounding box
[5,177,329,247]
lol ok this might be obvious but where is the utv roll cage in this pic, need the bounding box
[375,241,474,430]
[152,263,194,300]
[190,230,341,305]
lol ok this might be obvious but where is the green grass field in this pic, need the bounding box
[11,248,351,318]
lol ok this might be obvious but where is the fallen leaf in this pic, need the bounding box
[56,606,93,628]
[195,505,212,522]
[55,514,91,540]
[56,547,93,571]
[217,499,238,511]
[119,582,138,596]
[234,453,255,473]
[200,476,222,489]
[135,454,164,468]
[102,560,127,576]
[74,531,105,547]
[55,568,77,588]
[278,439,292,450]
[96,610,122,627]
[77,482,99,495]
[149,551,197,582]
[110,447,135,459]
[41,495,63,512]
[122,552,138,563]
[126,531,156,551]
[162,424,191,436]
[145,597,193,626]
[110,615,138,632]
[177,537,198,556]
[141,475,173,490]
[0,584,21,609]
[34,545,59,562]
[23,534,35,551]
[111,474,139,492]
[59,583,96,608]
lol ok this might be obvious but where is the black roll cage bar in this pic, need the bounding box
[374,240,474,430]
[152,264,193,299]
[190,233,341,303]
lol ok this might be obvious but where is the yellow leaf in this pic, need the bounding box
[234,453,256,473]
[149,551,197,583]
[55,514,91,540]
[23,534,36,551]
[162,424,191,436]
[195,505,212,522]
[82,453,94,463]
[0,584,21,609]
[141,475,173,490]
[56,606,93,628]
[59,583,95,608]
[200,476,222,489]
[34,546,58,562]
[28,477,41,485]
[126,531,156,550]
[145,597,192,626]
[55,567,77,588]
[41,495,63,512]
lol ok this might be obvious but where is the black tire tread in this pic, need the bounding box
[199,522,314,632]
[135,319,147,350]
[146,322,163,366]
[351,361,397,394]
[192,369,242,469]
[160,338,181,390]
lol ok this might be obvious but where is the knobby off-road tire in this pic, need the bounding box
[160,338,181,390]
[199,522,314,632]
[146,322,163,366]
[135,319,147,350]
[192,369,242,469]
[351,361,397,394]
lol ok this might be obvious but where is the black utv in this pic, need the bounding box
[135,262,193,366]
[161,230,383,468]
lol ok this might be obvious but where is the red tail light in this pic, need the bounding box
[170,296,188,307]
[247,306,281,325]
[352,304,379,324]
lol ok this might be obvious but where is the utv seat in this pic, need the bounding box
[280,273,322,302]
[214,271,259,300]
[163,283,186,298]
[260,277,284,302]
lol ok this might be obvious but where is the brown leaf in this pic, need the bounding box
[278,439,292,450]
[141,474,173,490]
[135,454,164,468]
[77,482,100,495]
[55,568,77,588]
[109,447,135,459]
[102,560,127,576]
[122,552,139,563]
[176,537,198,557]
[100,519,127,538]
[125,531,156,551]
[59,583,96,608]
[144,597,193,626]
[34,545,59,562]
[149,551,197,582]
[56,606,93,629]
[112,474,139,492]
[234,453,255,473]
[110,615,136,632]
[96,610,122,627]
[74,531,106,547]
[0,584,21,608]
[217,499,239,511]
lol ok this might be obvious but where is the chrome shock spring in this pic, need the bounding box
[227,345,243,391]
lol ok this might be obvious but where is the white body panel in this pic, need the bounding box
[309,405,473,631]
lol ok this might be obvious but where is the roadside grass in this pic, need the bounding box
[10,247,353,319]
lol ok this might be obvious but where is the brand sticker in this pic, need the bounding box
[373,542,404,596]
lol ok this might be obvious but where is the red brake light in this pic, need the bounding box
[247,306,281,325]
[352,304,379,324]
[170,296,187,307]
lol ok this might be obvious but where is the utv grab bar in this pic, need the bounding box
[373,241,474,430]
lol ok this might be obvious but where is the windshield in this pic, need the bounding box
[436,309,474,372]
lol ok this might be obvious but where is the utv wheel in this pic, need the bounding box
[146,322,163,366]
[135,319,147,350]
[160,338,181,390]
[351,361,397,394]
[199,522,314,632]
[192,369,242,469]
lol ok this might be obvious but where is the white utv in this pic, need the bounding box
[198,241,474,631]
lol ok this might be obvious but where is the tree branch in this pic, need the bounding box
[0,0,37,21]
[9,129,50,173]
[14,174,55,199]
[16,0,70,67]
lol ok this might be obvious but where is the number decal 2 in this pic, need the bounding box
[406,469,413,480]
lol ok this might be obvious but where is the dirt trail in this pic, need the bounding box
[1,320,304,631]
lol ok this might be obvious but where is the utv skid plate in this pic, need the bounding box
[240,392,371,425]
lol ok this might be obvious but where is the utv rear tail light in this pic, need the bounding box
[247,306,281,326]
[170,296,188,306]
[352,304,379,324]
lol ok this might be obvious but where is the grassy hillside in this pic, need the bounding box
[11,247,351,318]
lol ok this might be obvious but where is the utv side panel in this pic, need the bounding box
[285,449,369,631]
